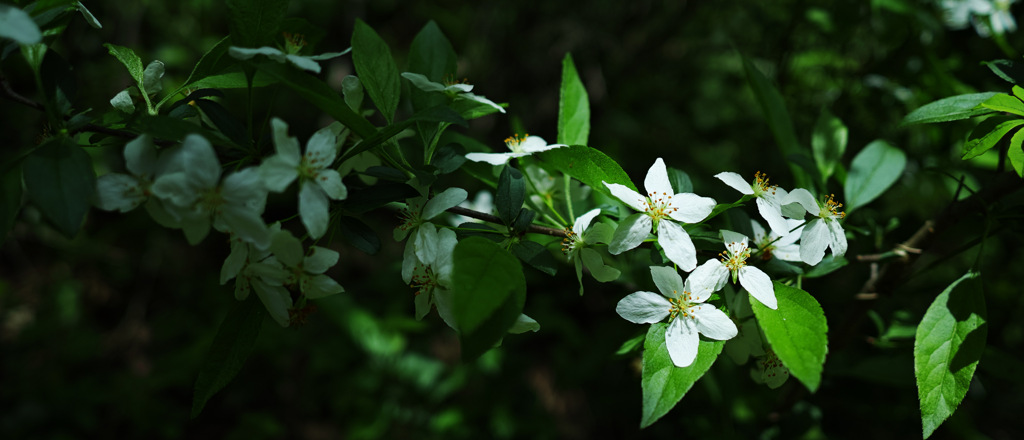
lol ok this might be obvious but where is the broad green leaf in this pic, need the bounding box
[225,0,289,48]
[407,20,456,113]
[914,272,986,439]
[961,117,1024,160]
[159,37,236,107]
[900,93,999,126]
[812,109,848,182]
[536,145,637,197]
[496,166,525,225]
[338,105,466,163]
[255,61,377,139]
[452,237,526,360]
[23,138,95,238]
[337,216,381,255]
[750,282,828,392]
[741,56,813,189]
[510,240,558,276]
[191,295,265,418]
[104,43,145,87]
[189,70,276,90]
[580,247,620,282]
[640,323,725,428]
[1009,129,1024,177]
[1,165,23,242]
[0,4,42,44]
[802,255,848,278]
[667,167,692,194]
[352,19,401,123]
[979,93,1024,117]
[557,53,590,146]
[843,140,906,212]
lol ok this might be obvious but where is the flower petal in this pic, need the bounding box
[220,240,248,285]
[260,155,300,192]
[414,289,433,320]
[785,188,819,215]
[826,218,848,257]
[643,158,674,196]
[603,182,647,212]
[464,152,523,165]
[252,279,293,327]
[402,239,417,284]
[181,134,222,188]
[270,118,302,161]
[229,46,285,61]
[315,169,347,200]
[666,193,716,224]
[299,183,330,239]
[608,213,652,255]
[658,220,697,272]
[462,93,505,113]
[756,196,791,237]
[285,53,323,73]
[303,246,340,274]
[615,291,671,324]
[799,218,829,265]
[687,259,728,302]
[434,228,458,286]
[124,134,158,177]
[665,317,699,367]
[302,274,344,299]
[750,219,768,244]
[715,171,754,195]
[401,72,446,93]
[305,125,338,166]
[721,230,749,252]
[572,208,602,235]
[692,303,739,340]
[413,222,439,266]
[739,267,776,309]
[649,265,685,300]
[95,173,146,212]
[218,204,270,249]
[423,187,468,220]
[270,229,304,268]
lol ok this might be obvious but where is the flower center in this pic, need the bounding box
[443,73,469,87]
[505,133,529,153]
[198,186,225,214]
[397,207,422,231]
[644,191,679,224]
[283,32,307,55]
[719,242,751,272]
[667,290,698,321]
[819,193,846,219]
[752,171,778,197]
[410,264,438,296]
[561,228,585,259]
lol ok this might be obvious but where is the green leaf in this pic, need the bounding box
[352,19,401,123]
[750,282,828,392]
[0,4,42,44]
[337,216,381,255]
[104,43,145,87]
[338,105,466,163]
[255,61,377,139]
[914,272,986,439]
[843,140,906,212]
[557,53,590,146]
[496,166,525,225]
[640,323,725,428]
[741,56,813,189]
[1,165,23,242]
[510,240,558,276]
[812,109,848,182]
[982,59,1024,84]
[900,93,999,126]
[801,255,848,278]
[407,20,456,113]
[979,93,1024,117]
[225,0,289,48]
[23,138,95,238]
[580,247,620,282]
[191,295,265,418]
[667,167,692,194]
[536,145,637,197]
[451,237,527,360]
[1009,129,1024,177]
[961,116,1024,160]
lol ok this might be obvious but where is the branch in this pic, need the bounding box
[0,70,44,111]
[447,206,567,238]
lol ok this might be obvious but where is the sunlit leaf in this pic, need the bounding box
[750,282,828,392]
[536,145,637,198]
[640,322,725,428]
[558,53,590,146]
[844,140,905,212]
[901,93,999,126]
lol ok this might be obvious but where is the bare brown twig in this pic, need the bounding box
[447,206,567,238]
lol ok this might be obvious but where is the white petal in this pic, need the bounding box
[665,317,699,368]
[110,88,135,113]
[603,182,647,212]
[229,46,285,61]
[423,187,468,220]
[785,188,819,215]
[414,289,432,320]
[649,266,685,300]
[756,196,791,237]
[142,60,164,95]
[252,279,292,327]
[572,208,602,236]
[302,274,344,299]
[608,213,652,255]
[151,173,199,207]
[270,118,302,161]
[464,152,522,165]
[721,230,749,252]
[774,243,803,262]
[305,125,338,167]
[643,158,674,196]
[219,204,270,249]
[303,246,340,274]
[181,215,211,245]
[715,171,754,195]
[124,135,158,177]
[666,193,716,223]
[434,288,459,330]
[299,183,330,239]
[615,291,671,324]
[658,220,697,272]
[687,260,729,302]
[462,93,505,113]
[220,240,248,284]
[739,267,777,309]
[270,229,304,267]
[799,219,829,265]
[259,155,300,192]
[750,220,768,244]
[434,228,458,285]
[308,48,351,60]
[827,218,848,257]
[221,168,267,208]
[95,173,145,212]
[401,72,446,92]
[692,304,739,340]
[285,54,322,73]
[315,169,347,200]
[413,223,439,266]
[402,239,417,284]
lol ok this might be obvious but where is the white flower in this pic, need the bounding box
[939,0,1018,36]
[451,190,493,225]
[260,118,348,239]
[563,208,619,293]
[229,32,350,74]
[408,226,458,329]
[603,158,716,272]
[151,134,270,247]
[715,171,791,236]
[464,134,566,166]
[95,135,159,212]
[269,229,345,300]
[785,188,848,266]
[750,219,803,263]
[703,231,777,309]
[395,188,468,282]
[401,72,505,114]
[616,266,738,368]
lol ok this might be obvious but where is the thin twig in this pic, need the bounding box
[447,206,567,238]
[0,70,44,111]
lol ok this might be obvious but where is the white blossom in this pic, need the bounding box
[402,72,505,114]
[465,134,566,166]
[715,171,790,236]
[703,231,777,310]
[785,189,848,266]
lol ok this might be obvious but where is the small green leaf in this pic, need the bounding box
[915,272,986,439]
[352,19,401,123]
[844,140,906,212]
[802,255,848,278]
[640,323,725,428]
[980,93,1024,117]
[496,166,525,225]
[1,165,23,242]
[338,105,466,163]
[0,4,42,44]
[667,167,692,194]
[557,53,590,146]
[901,93,999,126]
[225,0,289,48]
[750,282,828,392]
[580,247,620,282]
[510,240,558,276]
[191,295,265,418]
[741,56,813,189]
[536,145,637,197]
[451,237,527,360]
[104,43,145,87]
[961,117,1024,160]
[812,109,848,182]
[982,59,1024,84]
[1009,129,1024,177]
[23,138,95,238]
[407,20,456,113]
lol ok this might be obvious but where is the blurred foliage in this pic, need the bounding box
[2,0,1024,438]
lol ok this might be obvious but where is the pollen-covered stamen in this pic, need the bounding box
[644,191,680,222]
[397,207,421,231]
[410,264,438,296]
[820,193,846,219]
[752,171,778,196]
[283,32,307,54]
[505,133,530,153]
[667,290,698,321]
[443,73,469,87]
[561,227,581,257]
[719,241,752,272]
